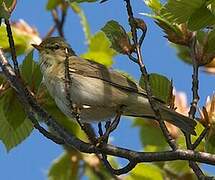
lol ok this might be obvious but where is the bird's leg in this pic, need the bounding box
[97,107,123,146]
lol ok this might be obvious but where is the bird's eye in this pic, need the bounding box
[54,44,60,49]
[49,44,60,50]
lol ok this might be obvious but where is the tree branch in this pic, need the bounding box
[124,0,177,150]
[4,19,20,76]
[1,48,215,174]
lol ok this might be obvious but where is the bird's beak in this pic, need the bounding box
[32,44,42,51]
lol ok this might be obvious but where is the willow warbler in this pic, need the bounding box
[32,37,197,135]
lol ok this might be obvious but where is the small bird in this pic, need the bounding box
[32,37,197,135]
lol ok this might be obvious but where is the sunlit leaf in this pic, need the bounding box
[0,20,41,55]
[144,0,162,14]
[133,118,168,151]
[70,2,91,43]
[164,161,190,176]
[126,164,163,180]
[81,31,117,67]
[48,152,78,180]
[177,122,205,150]
[141,13,191,46]
[21,51,43,92]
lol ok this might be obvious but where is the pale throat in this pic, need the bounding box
[39,51,65,74]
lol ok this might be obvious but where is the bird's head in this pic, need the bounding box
[32,37,76,65]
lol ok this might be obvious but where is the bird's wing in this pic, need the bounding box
[68,56,147,95]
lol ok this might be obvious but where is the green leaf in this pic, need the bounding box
[144,0,162,14]
[139,73,172,104]
[141,13,188,45]
[21,51,34,85]
[133,118,168,151]
[161,0,205,24]
[0,102,33,151]
[188,7,215,31]
[46,0,63,10]
[177,122,205,150]
[0,3,10,19]
[0,23,40,56]
[171,44,191,64]
[48,152,77,180]
[21,51,43,92]
[206,29,215,53]
[126,164,163,180]
[70,2,91,43]
[1,89,26,129]
[81,31,117,67]
[205,124,215,153]
[4,0,13,7]
[101,20,132,54]
[164,161,190,176]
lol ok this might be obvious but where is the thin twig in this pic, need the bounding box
[43,25,56,39]
[192,126,210,150]
[51,6,67,38]
[4,19,20,76]
[185,34,206,179]
[124,0,177,150]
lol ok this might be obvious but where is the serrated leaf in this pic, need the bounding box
[141,13,189,45]
[0,103,33,151]
[70,3,91,43]
[81,31,116,67]
[126,164,163,180]
[133,118,168,151]
[101,20,133,54]
[161,0,205,24]
[144,0,162,14]
[1,89,26,129]
[139,73,172,104]
[21,51,42,92]
[48,152,77,180]
[188,7,215,31]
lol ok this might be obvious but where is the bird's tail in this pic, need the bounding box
[158,105,197,135]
